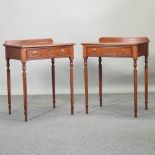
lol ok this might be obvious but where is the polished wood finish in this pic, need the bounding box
[84,57,88,114]
[26,47,71,60]
[99,37,149,44]
[82,37,149,117]
[4,38,75,121]
[22,62,27,121]
[4,38,73,48]
[87,46,132,57]
[133,46,138,118]
[70,58,74,114]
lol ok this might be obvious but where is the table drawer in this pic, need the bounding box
[27,47,71,59]
[87,47,132,57]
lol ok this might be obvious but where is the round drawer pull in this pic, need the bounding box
[58,49,65,56]
[121,49,127,54]
[93,48,97,54]
[32,51,38,56]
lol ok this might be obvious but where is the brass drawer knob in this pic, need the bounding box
[93,48,97,54]
[32,51,38,56]
[121,48,126,54]
[58,49,65,56]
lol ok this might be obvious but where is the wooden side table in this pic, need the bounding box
[4,38,75,121]
[82,37,150,117]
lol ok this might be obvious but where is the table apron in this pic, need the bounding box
[86,47,133,57]
[26,47,72,59]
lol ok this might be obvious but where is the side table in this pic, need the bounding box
[4,38,75,121]
[82,37,149,117]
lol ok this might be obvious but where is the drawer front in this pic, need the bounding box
[87,47,132,57]
[27,47,71,59]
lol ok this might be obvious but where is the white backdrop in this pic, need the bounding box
[0,0,155,95]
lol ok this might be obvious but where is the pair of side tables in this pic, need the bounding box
[4,37,149,121]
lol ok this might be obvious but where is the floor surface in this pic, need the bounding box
[0,93,155,155]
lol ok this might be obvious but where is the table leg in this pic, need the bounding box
[69,58,74,114]
[51,59,56,108]
[6,59,11,114]
[84,58,88,114]
[99,57,102,107]
[133,59,138,118]
[145,56,148,110]
[22,62,28,121]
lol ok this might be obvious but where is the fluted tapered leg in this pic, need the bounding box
[51,59,56,108]
[69,58,74,114]
[98,57,102,107]
[133,60,138,118]
[84,58,88,114]
[145,56,148,110]
[22,62,27,122]
[6,59,11,114]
